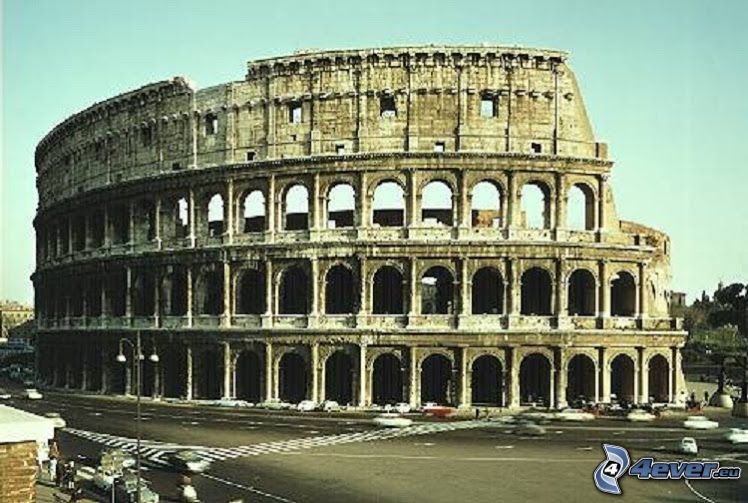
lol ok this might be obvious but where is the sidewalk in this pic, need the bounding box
[36,477,98,503]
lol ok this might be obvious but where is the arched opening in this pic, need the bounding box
[175,197,189,239]
[421,181,453,226]
[611,354,635,403]
[471,355,503,406]
[648,355,669,403]
[519,353,551,406]
[611,271,636,316]
[197,269,223,316]
[327,184,355,228]
[236,351,262,402]
[163,267,188,316]
[421,354,453,405]
[279,352,307,403]
[237,269,265,314]
[471,181,502,228]
[207,193,224,236]
[520,182,550,229]
[325,265,355,314]
[279,266,308,314]
[521,267,552,315]
[472,267,503,314]
[242,190,265,233]
[132,271,155,317]
[372,266,404,314]
[568,269,596,316]
[421,266,454,314]
[160,346,185,399]
[567,183,595,230]
[325,351,354,404]
[372,353,403,405]
[106,269,127,317]
[284,184,309,230]
[372,181,405,227]
[566,354,596,404]
[196,349,222,399]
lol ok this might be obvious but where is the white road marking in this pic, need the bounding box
[684,480,717,503]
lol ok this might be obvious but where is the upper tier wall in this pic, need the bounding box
[35,46,603,209]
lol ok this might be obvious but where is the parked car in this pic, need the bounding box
[683,415,719,430]
[514,421,547,436]
[113,473,159,503]
[626,410,656,422]
[166,450,211,474]
[724,428,748,444]
[23,388,42,400]
[555,408,595,422]
[679,437,698,454]
[260,399,293,410]
[0,389,11,400]
[214,399,253,408]
[373,413,413,428]
[297,400,317,412]
[321,400,341,412]
[394,402,412,414]
[44,412,66,429]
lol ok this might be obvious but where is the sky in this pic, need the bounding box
[2,0,747,304]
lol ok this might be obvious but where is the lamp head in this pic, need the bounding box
[116,353,126,363]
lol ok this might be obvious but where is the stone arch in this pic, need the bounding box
[610,353,636,403]
[519,181,551,229]
[420,353,454,405]
[161,266,188,316]
[235,350,262,402]
[324,351,354,404]
[519,352,552,405]
[196,347,222,399]
[521,267,552,315]
[566,182,596,230]
[567,268,596,316]
[372,353,403,404]
[372,265,404,314]
[278,352,307,403]
[241,189,266,233]
[325,263,355,314]
[648,353,670,403]
[236,268,265,315]
[421,266,455,314]
[566,353,596,403]
[471,354,503,406]
[279,264,309,315]
[283,183,309,230]
[470,180,502,228]
[472,267,504,314]
[421,180,454,226]
[372,180,405,227]
[207,193,225,236]
[132,269,156,317]
[611,270,636,316]
[326,182,356,228]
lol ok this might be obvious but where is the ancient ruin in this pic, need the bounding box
[33,45,685,408]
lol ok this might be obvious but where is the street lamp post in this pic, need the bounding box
[116,331,158,503]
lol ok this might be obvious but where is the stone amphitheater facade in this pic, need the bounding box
[33,45,686,409]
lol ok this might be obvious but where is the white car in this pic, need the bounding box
[215,399,252,408]
[373,413,413,428]
[321,400,341,412]
[679,437,698,454]
[626,410,656,422]
[515,422,547,436]
[683,416,719,430]
[23,388,42,400]
[44,412,66,429]
[724,428,748,444]
[394,402,412,414]
[261,399,293,410]
[555,408,595,422]
[297,400,317,412]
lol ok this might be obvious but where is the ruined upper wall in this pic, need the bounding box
[35,45,605,208]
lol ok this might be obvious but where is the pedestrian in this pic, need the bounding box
[474,408,480,419]
[177,475,198,502]
[48,440,60,484]
[704,391,709,403]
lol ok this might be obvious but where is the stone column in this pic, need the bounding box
[265,342,273,401]
[263,260,273,327]
[458,347,469,408]
[80,352,89,391]
[507,347,519,408]
[357,256,368,321]
[460,258,471,317]
[101,348,109,393]
[597,174,607,232]
[506,171,516,229]
[310,258,320,323]
[185,345,193,401]
[222,261,231,327]
[406,169,419,228]
[638,262,647,319]
[125,266,133,323]
[127,200,134,245]
[188,188,196,247]
[554,348,567,408]
[599,347,610,403]
[555,258,567,317]
[226,179,234,244]
[508,258,520,316]
[408,258,418,317]
[124,363,132,396]
[312,172,321,233]
[409,346,419,408]
[554,172,566,232]
[267,175,276,242]
[633,350,641,405]
[222,342,232,399]
[598,260,609,318]
[458,170,470,229]
[358,343,367,407]
[154,197,162,249]
[358,172,369,229]
[638,347,647,404]
[310,343,319,403]
[186,266,194,328]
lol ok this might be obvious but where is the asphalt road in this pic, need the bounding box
[3,386,747,503]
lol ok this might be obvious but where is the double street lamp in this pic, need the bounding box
[116,330,159,503]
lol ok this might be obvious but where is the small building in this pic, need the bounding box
[0,301,34,344]
[0,405,54,503]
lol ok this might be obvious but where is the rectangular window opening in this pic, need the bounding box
[480,96,497,118]
[289,102,302,124]
[434,142,445,153]
[205,114,218,135]
[380,95,397,118]
[246,151,256,161]
[531,142,542,154]
[335,144,345,155]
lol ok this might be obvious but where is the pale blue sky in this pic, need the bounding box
[2,0,747,304]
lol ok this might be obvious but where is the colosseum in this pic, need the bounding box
[33,45,686,410]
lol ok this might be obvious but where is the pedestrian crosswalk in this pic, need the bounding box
[64,420,487,465]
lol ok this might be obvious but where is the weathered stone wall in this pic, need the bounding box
[0,441,38,503]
